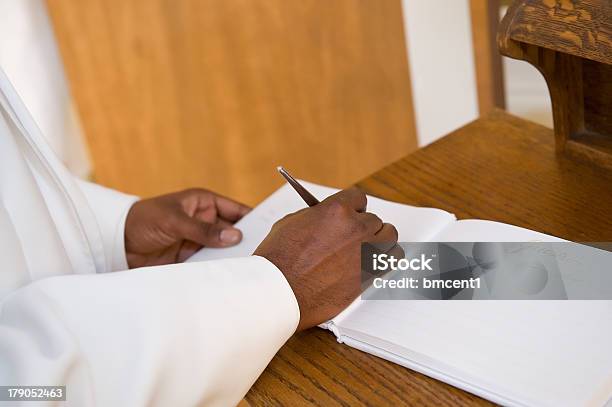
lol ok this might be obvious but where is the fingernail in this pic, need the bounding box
[220,228,241,243]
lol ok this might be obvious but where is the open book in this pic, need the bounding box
[188,181,612,407]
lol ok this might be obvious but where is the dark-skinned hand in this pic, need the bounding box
[125,188,250,268]
[254,188,398,331]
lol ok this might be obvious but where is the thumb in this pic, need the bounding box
[177,214,243,248]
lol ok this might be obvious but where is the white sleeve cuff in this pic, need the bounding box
[76,180,138,272]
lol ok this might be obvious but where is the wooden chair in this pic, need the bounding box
[498,0,612,169]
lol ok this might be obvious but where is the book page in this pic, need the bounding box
[332,218,612,405]
[434,219,565,242]
[333,300,612,406]
[188,180,456,262]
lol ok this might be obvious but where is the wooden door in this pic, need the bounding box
[46,0,417,205]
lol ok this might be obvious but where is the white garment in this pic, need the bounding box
[0,67,300,406]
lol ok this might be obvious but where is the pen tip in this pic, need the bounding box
[276,166,284,173]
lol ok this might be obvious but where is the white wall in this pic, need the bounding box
[503,56,553,128]
[497,6,552,129]
[401,0,479,146]
[0,0,90,177]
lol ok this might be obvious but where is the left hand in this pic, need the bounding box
[124,188,250,268]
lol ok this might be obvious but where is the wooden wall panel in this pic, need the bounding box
[46,0,417,205]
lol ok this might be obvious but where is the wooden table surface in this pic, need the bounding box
[245,110,612,406]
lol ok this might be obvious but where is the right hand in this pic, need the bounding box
[254,188,398,331]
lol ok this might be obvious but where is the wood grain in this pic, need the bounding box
[248,330,491,406]
[499,0,612,66]
[470,0,505,114]
[46,0,417,205]
[499,0,612,169]
[247,110,612,405]
[358,110,612,242]
[582,59,612,136]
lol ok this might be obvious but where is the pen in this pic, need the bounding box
[277,166,320,207]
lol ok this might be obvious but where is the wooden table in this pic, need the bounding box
[245,110,612,406]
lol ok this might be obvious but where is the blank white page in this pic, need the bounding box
[332,219,612,406]
[334,300,612,406]
[188,180,455,262]
[435,219,565,242]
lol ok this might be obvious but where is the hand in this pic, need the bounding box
[254,188,398,331]
[125,188,250,268]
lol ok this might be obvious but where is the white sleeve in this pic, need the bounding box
[0,256,299,407]
[75,180,138,272]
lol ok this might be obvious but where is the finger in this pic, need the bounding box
[177,240,203,263]
[366,223,399,252]
[194,213,235,230]
[214,194,251,222]
[375,222,398,241]
[175,214,243,247]
[214,218,235,229]
[386,242,405,260]
[324,187,367,212]
[358,212,384,234]
[182,188,250,222]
